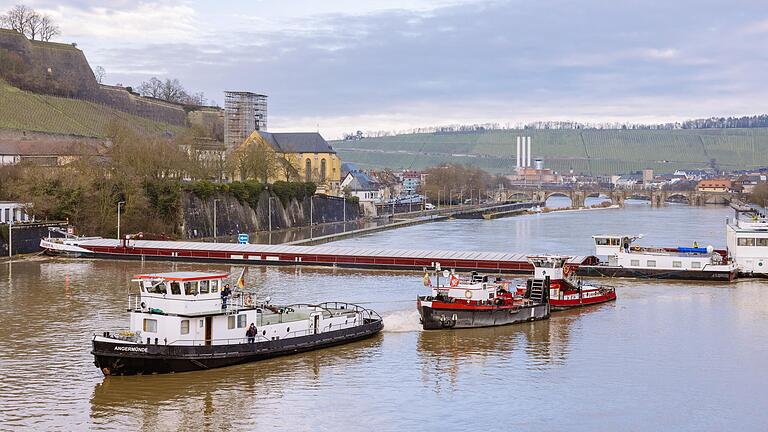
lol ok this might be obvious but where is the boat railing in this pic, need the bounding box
[284,302,383,321]
[285,321,370,339]
[166,335,272,346]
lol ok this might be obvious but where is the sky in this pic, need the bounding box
[4,0,768,138]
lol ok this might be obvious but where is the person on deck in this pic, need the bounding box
[221,284,232,309]
[246,323,257,343]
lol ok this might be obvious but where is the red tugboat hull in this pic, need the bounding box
[417,299,550,330]
[549,289,617,311]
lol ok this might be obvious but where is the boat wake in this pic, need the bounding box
[382,309,422,333]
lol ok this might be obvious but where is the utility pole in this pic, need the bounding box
[213,199,220,242]
[343,196,346,222]
[310,195,314,240]
[7,217,12,258]
[117,201,125,240]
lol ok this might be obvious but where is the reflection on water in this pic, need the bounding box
[1,204,768,430]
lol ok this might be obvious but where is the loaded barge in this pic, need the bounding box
[41,236,594,274]
[93,271,383,375]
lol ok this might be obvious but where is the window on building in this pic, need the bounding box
[630,259,640,266]
[647,260,656,267]
[672,261,682,268]
[180,320,190,334]
[320,159,327,181]
[228,315,235,329]
[237,314,247,328]
[305,159,312,181]
[143,319,158,333]
[199,280,210,294]
[691,262,701,269]
[738,238,756,246]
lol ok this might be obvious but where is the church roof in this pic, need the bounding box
[256,131,335,154]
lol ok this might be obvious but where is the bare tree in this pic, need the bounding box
[0,5,59,41]
[137,77,164,99]
[93,66,106,84]
[36,15,60,41]
[0,5,34,35]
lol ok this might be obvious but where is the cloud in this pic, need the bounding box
[2,0,767,138]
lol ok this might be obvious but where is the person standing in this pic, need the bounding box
[246,323,257,343]
[221,284,232,309]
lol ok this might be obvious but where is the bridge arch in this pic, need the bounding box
[544,192,573,209]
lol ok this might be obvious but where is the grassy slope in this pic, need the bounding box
[0,80,183,137]
[332,128,768,175]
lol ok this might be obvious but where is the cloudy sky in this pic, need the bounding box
[5,0,768,137]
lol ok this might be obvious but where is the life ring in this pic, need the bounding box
[244,293,253,306]
[450,276,460,287]
[464,290,472,299]
[563,265,571,278]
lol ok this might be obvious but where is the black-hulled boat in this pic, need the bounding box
[92,271,382,375]
[416,267,549,330]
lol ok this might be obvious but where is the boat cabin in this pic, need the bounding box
[527,255,569,280]
[132,271,228,316]
[726,208,768,273]
[592,235,641,256]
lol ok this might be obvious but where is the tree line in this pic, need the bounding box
[420,164,511,204]
[0,5,59,42]
[343,114,768,140]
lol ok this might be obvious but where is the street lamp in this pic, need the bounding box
[213,199,220,242]
[117,201,125,240]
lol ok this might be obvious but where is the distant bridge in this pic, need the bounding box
[499,186,734,208]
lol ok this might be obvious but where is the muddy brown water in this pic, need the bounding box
[1,199,766,430]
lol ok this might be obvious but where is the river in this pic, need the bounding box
[1,200,766,431]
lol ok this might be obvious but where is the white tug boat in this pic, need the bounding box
[576,235,738,281]
[726,205,768,275]
[92,271,383,376]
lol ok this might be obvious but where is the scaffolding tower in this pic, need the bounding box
[224,91,268,149]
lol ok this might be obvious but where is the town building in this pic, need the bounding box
[224,91,267,150]
[400,171,422,194]
[341,170,383,202]
[697,179,732,193]
[0,202,32,224]
[0,138,104,166]
[237,131,341,195]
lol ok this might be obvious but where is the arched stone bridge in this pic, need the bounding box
[501,187,733,208]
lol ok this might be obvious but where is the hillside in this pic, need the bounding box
[0,79,182,137]
[331,128,768,175]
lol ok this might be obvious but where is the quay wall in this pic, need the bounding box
[0,221,67,256]
[181,192,360,240]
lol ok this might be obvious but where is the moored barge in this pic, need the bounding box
[93,271,382,375]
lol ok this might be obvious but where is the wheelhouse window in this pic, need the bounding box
[647,260,656,267]
[184,282,198,295]
[170,282,181,295]
[595,238,610,246]
[143,319,158,333]
[210,280,219,293]
[237,314,247,328]
[180,320,190,334]
[757,238,768,247]
[737,238,756,246]
[149,282,167,294]
[199,280,210,294]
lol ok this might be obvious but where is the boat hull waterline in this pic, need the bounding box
[93,319,383,376]
[417,301,550,330]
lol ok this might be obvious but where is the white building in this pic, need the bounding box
[0,202,32,224]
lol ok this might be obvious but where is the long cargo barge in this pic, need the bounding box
[40,237,594,274]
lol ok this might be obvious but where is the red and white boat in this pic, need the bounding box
[516,255,616,311]
[416,266,550,330]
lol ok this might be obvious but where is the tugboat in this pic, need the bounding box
[92,271,383,375]
[516,255,616,311]
[416,264,550,330]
